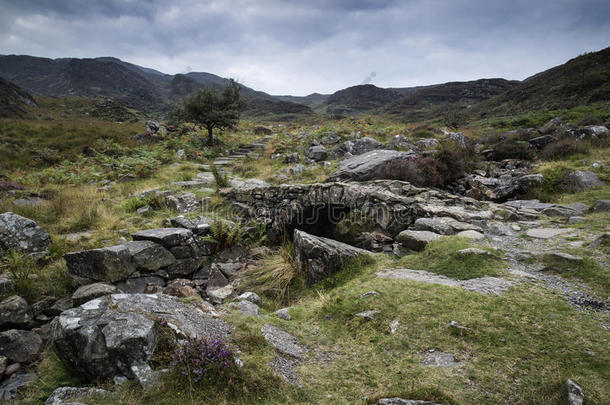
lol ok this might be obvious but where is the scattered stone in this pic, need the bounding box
[359,291,380,299]
[562,170,605,191]
[164,192,201,213]
[45,386,109,405]
[283,153,300,164]
[0,296,33,330]
[229,300,260,316]
[53,294,232,384]
[568,216,585,224]
[377,269,514,295]
[389,134,417,151]
[456,248,494,257]
[236,292,261,304]
[548,252,583,262]
[356,310,380,321]
[0,212,51,259]
[389,319,400,334]
[376,398,443,405]
[276,307,292,320]
[261,324,305,359]
[305,145,328,161]
[589,233,609,248]
[456,230,485,240]
[136,205,152,215]
[420,350,462,368]
[0,369,34,401]
[294,229,371,287]
[207,285,234,304]
[413,217,454,235]
[448,320,473,336]
[565,379,584,405]
[397,230,441,251]
[126,240,176,271]
[270,356,300,386]
[72,283,119,306]
[592,199,610,213]
[0,329,42,363]
[525,228,573,239]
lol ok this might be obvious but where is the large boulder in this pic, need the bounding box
[396,230,441,251]
[330,137,383,159]
[64,245,137,285]
[0,329,42,363]
[389,134,417,151]
[562,170,605,191]
[493,174,544,202]
[124,241,175,271]
[592,199,610,213]
[305,145,328,162]
[0,295,33,330]
[0,212,51,259]
[294,230,371,286]
[574,125,609,140]
[328,150,416,182]
[53,293,232,385]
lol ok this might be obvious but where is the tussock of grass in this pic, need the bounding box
[398,237,505,280]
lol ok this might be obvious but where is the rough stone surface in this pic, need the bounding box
[566,379,584,405]
[270,356,300,386]
[397,230,441,251]
[207,285,234,304]
[562,170,605,191]
[0,295,33,330]
[0,329,42,363]
[413,217,455,235]
[64,244,137,285]
[305,145,328,161]
[329,150,416,182]
[456,230,485,240]
[132,228,193,247]
[276,307,292,320]
[228,300,260,316]
[592,199,610,213]
[53,294,232,384]
[377,269,514,295]
[294,230,370,286]
[376,399,443,405]
[45,386,109,405]
[236,292,261,304]
[261,324,305,359]
[526,228,573,239]
[0,212,51,258]
[125,240,175,271]
[420,351,462,368]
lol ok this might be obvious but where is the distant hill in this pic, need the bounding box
[0,55,313,119]
[473,46,610,117]
[322,84,402,114]
[0,77,36,118]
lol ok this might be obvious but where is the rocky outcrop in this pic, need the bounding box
[328,150,416,182]
[330,137,384,159]
[294,230,370,286]
[65,228,215,289]
[305,145,328,161]
[562,170,605,191]
[0,329,42,363]
[0,296,33,330]
[0,212,51,259]
[53,293,232,385]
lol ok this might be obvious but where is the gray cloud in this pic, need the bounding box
[0,0,609,95]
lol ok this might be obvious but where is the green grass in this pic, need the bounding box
[398,237,505,280]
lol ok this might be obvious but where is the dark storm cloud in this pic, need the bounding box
[1,0,609,95]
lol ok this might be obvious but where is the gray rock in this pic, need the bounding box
[125,241,175,271]
[167,215,212,236]
[493,174,544,202]
[328,150,416,182]
[350,137,383,155]
[207,285,234,304]
[456,230,485,240]
[283,153,300,164]
[525,228,573,239]
[293,230,371,287]
[539,117,564,134]
[355,310,380,321]
[289,164,305,175]
[528,135,557,149]
[320,132,341,145]
[270,355,300,386]
[65,244,136,285]
[165,192,201,213]
[212,262,244,278]
[415,138,440,149]
[132,228,193,247]
[206,268,229,290]
[236,292,261,304]
[456,248,494,256]
[376,399,443,405]
[0,277,15,295]
[592,199,610,213]
[0,329,42,363]
[566,379,584,405]
[562,170,605,191]
[389,134,417,151]
[72,283,119,306]
[305,145,328,162]
[53,294,231,384]
[12,196,46,208]
[589,233,609,248]
[231,178,270,191]
[275,307,291,320]
[389,319,400,334]
[413,217,454,235]
[136,205,151,215]
[45,386,109,405]
[377,269,514,295]
[229,300,260,316]
[0,212,51,259]
[359,290,380,299]
[548,252,583,262]
[396,230,441,251]
[261,324,305,359]
[0,296,33,330]
[420,350,462,368]
[575,125,609,140]
[115,276,166,294]
[568,216,586,224]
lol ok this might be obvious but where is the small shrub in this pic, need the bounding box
[207,218,244,252]
[2,250,36,301]
[490,140,534,161]
[171,337,239,386]
[211,164,229,188]
[539,138,589,161]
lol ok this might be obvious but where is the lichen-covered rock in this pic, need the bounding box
[305,145,328,161]
[328,150,416,182]
[71,283,119,306]
[45,386,109,405]
[53,294,232,385]
[0,295,33,330]
[132,228,194,247]
[0,212,51,259]
[125,241,175,271]
[562,170,605,191]
[0,329,42,363]
[294,229,370,286]
[64,245,137,285]
[396,230,441,251]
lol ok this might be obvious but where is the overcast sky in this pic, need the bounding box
[1,0,609,96]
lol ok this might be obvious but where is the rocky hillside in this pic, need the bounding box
[0,55,313,118]
[473,46,610,117]
[0,77,36,118]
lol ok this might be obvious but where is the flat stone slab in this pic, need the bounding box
[377,269,514,295]
[526,228,574,239]
[269,356,301,386]
[261,324,306,359]
[420,351,462,368]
